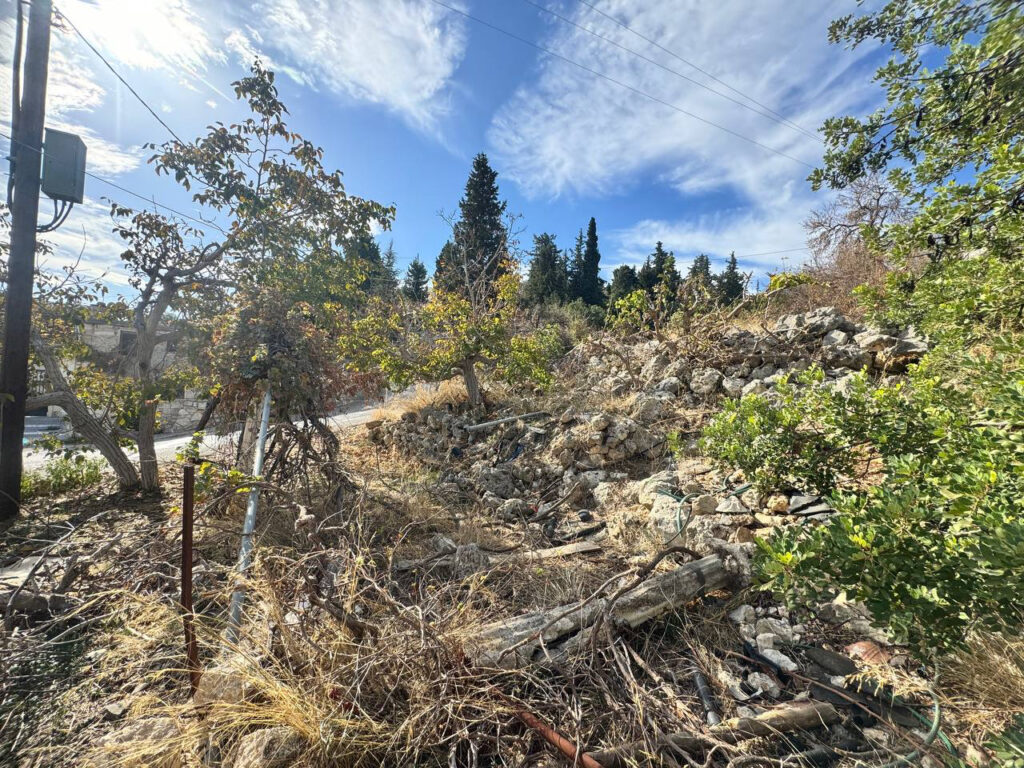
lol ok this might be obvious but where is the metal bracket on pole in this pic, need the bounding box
[227,386,273,643]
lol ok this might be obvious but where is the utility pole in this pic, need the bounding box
[1,0,53,520]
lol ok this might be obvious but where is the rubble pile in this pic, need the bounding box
[576,306,928,404]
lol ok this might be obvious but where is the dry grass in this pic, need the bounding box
[941,632,1024,739]
[373,380,468,422]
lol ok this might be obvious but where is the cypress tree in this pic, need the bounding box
[402,257,430,302]
[523,233,567,305]
[568,217,603,306]
[608,264,640,305]
[715,252,745,305]
[436,153,509,295]
[567,229,586,301]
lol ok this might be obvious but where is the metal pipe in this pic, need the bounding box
[181,463,200,695]
[515,710,604,768]
[227,386,272,642]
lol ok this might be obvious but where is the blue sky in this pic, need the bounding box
[1,0,890,291]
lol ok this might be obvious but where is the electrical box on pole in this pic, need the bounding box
[41,128,86,203]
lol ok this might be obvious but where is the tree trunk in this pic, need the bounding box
[459,359,483,408]
[29,333,140,490]
[27,391,140,490]
[137,399,159,491]
[462,555,730,669]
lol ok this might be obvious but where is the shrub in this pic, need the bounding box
[700,352,1023,652]
[699,367,945,495]
[21,456,105,499]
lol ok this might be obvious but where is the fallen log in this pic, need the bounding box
[586,701,841,767]
[464,411,549,433]
[461,555,729,669]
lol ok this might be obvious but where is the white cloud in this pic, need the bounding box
[39,196,133,287]
[488,0,883,274]
[608,207,810,284]
[55,0,216,74]
[241,0,468,129]
[489,0,873,200]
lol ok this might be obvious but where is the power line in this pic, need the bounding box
[428,0,814,169]
[0,131,227,234]
[732,246,810,259]
[573,0,818,140]
[53,4,184,144]
[518,0,821,142]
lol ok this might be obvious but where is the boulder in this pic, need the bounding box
[716,496,748,514]
[636,471,676,507]
[854,330,897,352]
[691,494,719,516]
[721,376,745,397]
[822,329,848,346]
[655,376,682,395]
[650,496,688,541]
[690,368,722,396]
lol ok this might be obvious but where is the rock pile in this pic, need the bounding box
[576,306,928,404]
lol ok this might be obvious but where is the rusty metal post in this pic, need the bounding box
[181,463,200,695]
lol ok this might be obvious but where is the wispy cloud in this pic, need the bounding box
[488,0,883,272]
[236,0,468,130]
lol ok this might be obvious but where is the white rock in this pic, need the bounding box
[655,376,682,395]
[689,368,723,396]
[755,632,776,652]
[716,496,748,514]
[746,671,781,698]
[692,494,719,515]
[822,329,849,346]
[728,604,756,625]
[760,648,798,673]
[721,376,745,397]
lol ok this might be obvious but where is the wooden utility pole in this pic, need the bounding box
[1,0,53,520]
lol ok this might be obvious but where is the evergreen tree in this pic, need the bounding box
[345,234,397,298]
[435,153,509,295]
[568,217,604,306]
[714,252,745,305]
[434,240,458,293]
[402,257,429,302]
[567,229,586,301]
[523,233,567,305]
[608,264,640,305]
[638,241,680,297]
[687,253,713,286]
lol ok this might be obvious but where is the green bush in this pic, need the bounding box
[701,353,1024,651]
[21,456,105,499]
[699,367,945,495]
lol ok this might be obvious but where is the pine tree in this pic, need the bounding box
[402,257,429,302]
[714,252,745,305]
[435,153,509,296]
[687,253,712,286]
[345,234,397,298]
[568,217,604,306]
[608,265,640,305]
[638,241,680,297]
[523,233,567,305]
[434,240,458,293]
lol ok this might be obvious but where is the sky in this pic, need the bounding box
[1,0,891,291]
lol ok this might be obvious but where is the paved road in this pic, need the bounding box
[23,403,378,471]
